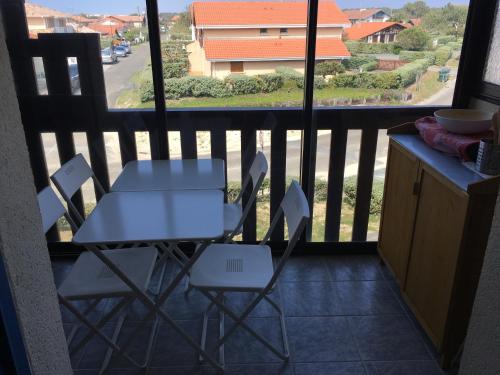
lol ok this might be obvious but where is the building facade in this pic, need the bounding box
[345,22,406,44]
[188,1,351,78]
[343,8,391,24]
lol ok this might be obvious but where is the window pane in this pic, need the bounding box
[158,0,306,108]
[25,0,153,108]
[484,4,500,85]
[314,1,470,108]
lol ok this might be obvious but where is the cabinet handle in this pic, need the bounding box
[413,181,420,195]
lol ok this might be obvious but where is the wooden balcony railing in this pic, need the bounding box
[2,1,445,253]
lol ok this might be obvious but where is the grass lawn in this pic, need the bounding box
[408,70,446,103]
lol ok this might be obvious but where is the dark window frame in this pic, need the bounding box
[280,27,288,34]
[259,28,268,35]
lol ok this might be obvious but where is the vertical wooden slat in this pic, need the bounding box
[241,128,257,241]
[270,127,286,240]
[145,0,168,159]
[325,126,348,242]
[352,128,378,241]
[118,128,138,167]
[78,34,110,197]
[180,124,197,159]
[211,129,227,201]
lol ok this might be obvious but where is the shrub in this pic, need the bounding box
[258,73,284,93]
[315,61,345,77]
[446,41,462,51]
[359,60,378,72]
[314,180,328,203]
[394,58,432,86]
[434,46,452,65]
[437,35,456,45]
[296,75,327,89]
[163,62,188,79]
[399,50,436,65]
[331,71,401,89]
[345,41,400,55]
[164,77,197,99]
[139,80,154,102]
[275,66,303,87]
[342,55,377,70]
[191,76,230,98]
[343,176,384,215]
[224,74,262,95]
[161,41,189,78]
[396,27,431,51]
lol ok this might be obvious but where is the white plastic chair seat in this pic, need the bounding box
[58,247,158,300]
[190,243,273,291]
[224,203,242,235]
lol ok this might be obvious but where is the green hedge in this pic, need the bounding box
[224,74,262,95]
[331,71,401,89]
[161,41,190,78]
[399,50,436,65]
[344,176,384,215]
[345,41,401,55]
[140,73,284,102]
[436,35,456,45]
[342,55,377,70]
[315,61,345,77]
[359,60,378,72]
[434,46,452,66]
[296,75,327,89]
[394,58,433,87]
[258,73,284,93]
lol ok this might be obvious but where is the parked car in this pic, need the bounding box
[119,42,131,54]
[101,48,117,64]
[114,46,128,57]
[68,64,80,94]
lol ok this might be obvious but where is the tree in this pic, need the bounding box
[402,1,430,18]
[422,4,468,37]
[396,27,430,51]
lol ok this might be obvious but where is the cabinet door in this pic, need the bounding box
[405,167,468,348]
[378,141,420,286]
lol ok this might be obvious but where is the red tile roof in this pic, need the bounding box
[343,8,386,21]
[25,2,68,18]
[203,38,350,61]
[345,22,405,40]
[109,15,144,23]
[410,18,422,26]
[192,1,350,28]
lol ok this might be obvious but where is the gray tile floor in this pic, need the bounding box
[51,255,457,375]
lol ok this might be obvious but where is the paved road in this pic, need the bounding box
[103,43,150,107]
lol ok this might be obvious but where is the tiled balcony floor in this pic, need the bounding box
[51,255,458,375]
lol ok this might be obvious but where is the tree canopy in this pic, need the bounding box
[396,27,431,51]
[422,4,468,37]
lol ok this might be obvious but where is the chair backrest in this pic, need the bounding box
[37,186,77,235]
[226,152,268,240]
[261,180,310,289]
[50,154,105,224]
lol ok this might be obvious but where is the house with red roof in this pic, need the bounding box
[345,22,407,44]
[109,15,145,29]
[24,2,73,38]
[343,8,391,24]
[187,1,351,78]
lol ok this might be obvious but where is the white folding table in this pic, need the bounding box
[72,189,225,372]
[110,159,226,192]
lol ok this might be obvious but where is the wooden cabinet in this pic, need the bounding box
[378,129,500,368]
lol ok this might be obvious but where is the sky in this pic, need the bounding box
[30,0,469,15]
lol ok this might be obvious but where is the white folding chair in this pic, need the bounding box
[224,151,268,242]
[188,180,310,367]
[50,153,106,226]
[37,186,158,373]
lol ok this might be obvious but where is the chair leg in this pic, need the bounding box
[198,289,289,361]
[263,295,290,358]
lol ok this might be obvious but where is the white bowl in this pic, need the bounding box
[434,109,493,134]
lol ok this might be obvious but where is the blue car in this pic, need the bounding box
[114,46,128,57]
